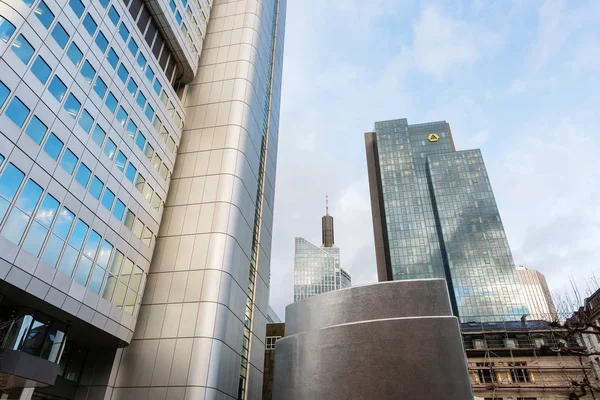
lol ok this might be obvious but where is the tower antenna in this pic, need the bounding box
[326,195,329,216]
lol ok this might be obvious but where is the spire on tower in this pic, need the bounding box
[326,195,329,216]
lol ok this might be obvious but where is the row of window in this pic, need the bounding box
[0,82,157,249]
[167,0,199,56]
[0,156,146,314]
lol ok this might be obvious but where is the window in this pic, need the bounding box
[0,16,16,43]
[31,56,52,84]
[91,124,106,147]
[476,363,495,384]
[94,31,108,53]
[93,76,107,99]
[135,132,146,151]
[175,11,182,25]
[151,192,161,209]
[77,109,93,133]
[68,0,85,18]
[127,38,138,56]
[167,137,176,153]
[134,173,144,192]
[64,93,81,118]
[66,42,83,66]
[80,61,96,84]
[60,149,78,175]
[145,66,154,83]
[5,97,30,128]
[509,362,532,383]
[142,182,152,201]
[168,0,176,12]
[115,151,126,171]
[136,92,146,109]
[107,48,119,69]
[152,154,161,171]
[116,106,128,127]
[98,0,109,8]
[43,133,63,160]
[103,138,116,160]
[117,64,129,83]
[25,116,48,144]
[0,163,25,220]
[127,78,138,96]
[123,209,135,229]
[144,143,154,160]
[141,226,152,246]
[51,23,69,49]
[153,80,161,96]
[125,162,136,182]
[113,199,125,220]
[101,188,114,210]
[48,76,67,102]
[144,104,154,121]
[75,162,92,188]
[125,120,137,140]
[105,92,117,113]
[118,23,129,42]
[2,179,43,244]
[11,34,35,65]
[108,6,120,26]
[89,176,103,199]
[136,53,146,70]
[22,193,59,256]
[34,1,55,29]
[265,336,280,350]
[0,80,9,108]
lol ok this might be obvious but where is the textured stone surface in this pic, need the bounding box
[273,279,472,400]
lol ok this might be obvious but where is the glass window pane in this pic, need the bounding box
[77,109,93,133]
[153,80,161,96]
[130,266,143,291]
[93,76,107,99]
[126,78,137,96]
[16,179,43,215]
[88,265,105,293]
[126,120,137,140]
[127,38,138,56]
[151,192,161,209]
[136,92,146,109]
[0,16,16,43]
[96,240,113,268]
[0,80,10,108]
[116,106,128,127]
[31,56,52,84]
[51,23,69,49]
[48,76,67,102]
[108,6,120,25]
[53,207,74,239]
[123,209,134,229]
[64,93,81,118]
[22,221,48,257]
[82,13,97,36]
[109,250,123,274]
[144,143,154,160]
[101,188,114,210]
[74,162,91,187]
[115,151,126,171]
[5,97,30,128]
[105,92,117,113]
[11,34,34,65]
[74,256,92,285]
[88,176,103,199]
[136,53,146,70]
[34,1,55,29]
[2,208,30,244]
[107,48,119,70]
[141,226,151,246]
[120,258,133,283]
[142,183,152,202]
[94,31,108,53]
[160,164,168,180]
[69,219,88,250]
[80,61,96,84]
[135,132,146,151]
[134,174,144,192]
[0,165,25,202]
[152,154,161,171]
[91,124,105,147]
[103,139,116,160]
[98,0,108,8]
[145,66,154,82]
[167,137,176,153]
[59,149,78,175]
[58,245,78,276]
[118,23,129,42]
[113,281,126,307]
[42,234,64,267]
[117,64,128,83]
[113,199,125,220]
[125,163,136,182]
[43,133,63,160]
[68,0,85,18]
[25,116,48,145]
[102,275,117,301]
[144,104,154,121]
[66,42,83,66]
[124,289,136,314]
[35,194,59,227]
[83,229,100,259]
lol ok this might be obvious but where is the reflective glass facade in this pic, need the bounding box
[294,237,351,302]
[366,118,528,322]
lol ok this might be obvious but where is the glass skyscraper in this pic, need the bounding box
[293,209,351,302]
[365,118,527,321]
[0,0,286,399]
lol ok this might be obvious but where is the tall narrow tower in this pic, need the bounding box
[322,195,334,247]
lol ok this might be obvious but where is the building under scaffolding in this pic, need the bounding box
[462,319,594,399]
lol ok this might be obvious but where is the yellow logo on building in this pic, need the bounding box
[428,133,439,142]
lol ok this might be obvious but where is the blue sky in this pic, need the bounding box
[268,0,600,319]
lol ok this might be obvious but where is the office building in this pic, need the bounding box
[273,280,473,400]
[573,287,600,385]
[365,118,527,321]
[0,0,286,399]
[261,322,284,400]
[517,266,557,320]
[293,205,350,302]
